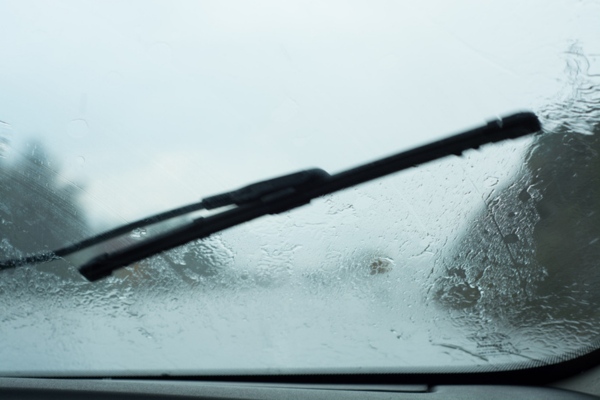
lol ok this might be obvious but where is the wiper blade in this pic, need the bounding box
[0,169,327,270]
[0,168,328,272]
[0,112,541,281]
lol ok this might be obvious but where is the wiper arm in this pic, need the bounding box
[0,112,541,281]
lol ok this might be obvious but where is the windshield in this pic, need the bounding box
[1,0,599,377]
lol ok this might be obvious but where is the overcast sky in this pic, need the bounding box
[0,0,599,228]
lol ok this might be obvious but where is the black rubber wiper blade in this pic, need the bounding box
[79,112,540,281]
[0,112,541,281]
[0,168,329,271]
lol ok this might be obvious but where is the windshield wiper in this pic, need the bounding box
[0,112,541,281]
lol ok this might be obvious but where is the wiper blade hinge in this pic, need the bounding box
[202,168,331,210]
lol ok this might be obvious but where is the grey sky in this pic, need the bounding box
[0,0,597,226]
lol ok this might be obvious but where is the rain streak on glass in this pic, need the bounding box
[0,121,13,158]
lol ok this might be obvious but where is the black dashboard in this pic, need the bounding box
[1,378,598,400]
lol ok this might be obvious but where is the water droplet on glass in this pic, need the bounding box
[518,188,531,203]
[67,119,90,139]
[138,327,154,340]
[369,257,394,275]
[130,228,147,239]
[77,156,86,166]
[503,233,519,244]
[540,44,600,136]
[484,176,499,187]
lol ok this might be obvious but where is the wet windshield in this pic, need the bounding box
[1,0,600,376]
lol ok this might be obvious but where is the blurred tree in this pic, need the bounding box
[0,140,90,258]
[433,44,600,325]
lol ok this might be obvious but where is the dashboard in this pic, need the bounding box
[1,377,598,400]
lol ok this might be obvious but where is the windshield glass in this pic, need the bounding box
[1,0,600,376]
